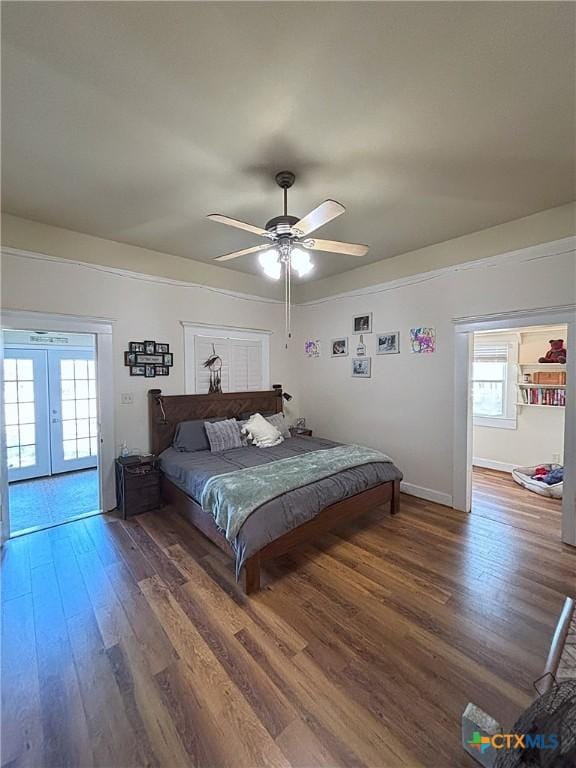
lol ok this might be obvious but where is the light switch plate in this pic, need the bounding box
[121,392,134,405]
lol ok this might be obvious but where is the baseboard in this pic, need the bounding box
[400,481,453,508]
[472,458,515,473]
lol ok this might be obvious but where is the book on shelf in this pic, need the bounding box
[518,384,566,406]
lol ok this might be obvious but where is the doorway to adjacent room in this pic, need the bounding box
[3,330,100,535]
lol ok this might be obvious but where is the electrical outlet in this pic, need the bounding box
[552,452,561,465]
[121,392,134,405]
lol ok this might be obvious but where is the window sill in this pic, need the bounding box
[473,416,517,430]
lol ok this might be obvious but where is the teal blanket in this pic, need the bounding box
[201,444,392,542]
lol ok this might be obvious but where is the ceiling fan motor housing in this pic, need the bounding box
[265,214,299,236]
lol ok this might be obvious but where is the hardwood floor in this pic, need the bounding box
[472,466,563,540]
[2,490,575,767]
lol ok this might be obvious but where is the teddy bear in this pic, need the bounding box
[539,339,567,364]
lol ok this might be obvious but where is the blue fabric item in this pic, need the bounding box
[536,467,564,485]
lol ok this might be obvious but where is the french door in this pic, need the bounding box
[5,348,98,482]
[4,350,51,481]
[48,350,98,474]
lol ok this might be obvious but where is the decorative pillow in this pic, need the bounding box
[204,419,243,453]
[241,413,283,448]
[266,413,291,438]
[173,420,210,452]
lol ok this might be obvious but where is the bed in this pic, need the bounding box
[148,388,402,593]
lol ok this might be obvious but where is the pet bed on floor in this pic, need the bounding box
[512,463,563,499]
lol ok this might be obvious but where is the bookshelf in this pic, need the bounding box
[517,363,566,409]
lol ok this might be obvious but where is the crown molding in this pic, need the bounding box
[299,236,576,306]
[1,246,282,305]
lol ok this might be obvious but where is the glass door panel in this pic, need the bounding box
[48,350,98,474]
[4,350,50,481]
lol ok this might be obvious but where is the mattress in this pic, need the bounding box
[159,436,403,572]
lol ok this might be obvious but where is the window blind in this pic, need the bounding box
[473,343,509,363]
[193,335,263,394]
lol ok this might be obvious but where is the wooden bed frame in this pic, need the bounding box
[148,388,400,593]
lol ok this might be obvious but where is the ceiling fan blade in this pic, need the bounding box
[213,244,272,262]
[305,238,369,257]
[292,200,346,237]
[207,214,271,238]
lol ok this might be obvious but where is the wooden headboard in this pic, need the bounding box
[148,388,284,455]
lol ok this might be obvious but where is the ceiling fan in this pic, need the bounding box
[207,171,369,280]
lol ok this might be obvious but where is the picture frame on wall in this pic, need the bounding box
[124,351,137,366]
[145,364,156,377]
[129,342,145,353]
[144,340,156,355]
[156,343,169,354]
[130,365,146,376]
[352,357,371,378]
[155,366,169,376]
[353,313,372,334]
[376,332,400,355]
[331,338,348,357]
[163,353,173,366]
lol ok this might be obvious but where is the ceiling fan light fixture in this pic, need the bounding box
[290,247,314,277]
[258,249,281,280]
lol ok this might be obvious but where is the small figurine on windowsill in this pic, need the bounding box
[539,339,567,364]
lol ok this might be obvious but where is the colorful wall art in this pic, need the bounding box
[305,339,321,358]
[410,327,436,353]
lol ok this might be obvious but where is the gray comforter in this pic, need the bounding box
[159,436,403,574]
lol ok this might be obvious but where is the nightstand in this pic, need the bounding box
[290,428,313,437]
[115,456,161,519]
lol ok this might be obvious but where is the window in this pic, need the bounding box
[472,340,517,429]
[183,324,270,394]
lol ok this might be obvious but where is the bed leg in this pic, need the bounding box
[391,479,400,515]
[244,555,261,594]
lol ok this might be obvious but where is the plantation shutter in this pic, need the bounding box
[193,335,263,394]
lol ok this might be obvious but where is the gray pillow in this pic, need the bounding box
[204,419,243,453]
[173,419,210,452]
[266,413,291,438]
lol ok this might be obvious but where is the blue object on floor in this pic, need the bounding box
[9,468,100,534]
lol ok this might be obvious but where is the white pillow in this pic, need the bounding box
[241,413,284,448]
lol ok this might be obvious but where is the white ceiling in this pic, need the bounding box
[2,2,574,281]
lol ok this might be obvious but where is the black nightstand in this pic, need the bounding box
[290,428,313,437]
[115,456,161,519]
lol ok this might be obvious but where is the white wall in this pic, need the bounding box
[473,328,566,469]
[294,242,576,504]
[1,252,299,456]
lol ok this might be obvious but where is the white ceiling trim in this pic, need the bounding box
[1,246,282,305]
[299,237,576,306]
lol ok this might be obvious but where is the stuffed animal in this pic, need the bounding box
[539,339,567,364]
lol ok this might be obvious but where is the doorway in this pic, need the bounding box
[470,325,565,537]
[452,307,576,547]
[4,331,100,535]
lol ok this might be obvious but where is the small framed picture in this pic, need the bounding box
[156,343,169,354]
[129,342,145,353]
[163,353,173,367]
[352,357,371,378]
[130,365,146,376]
[376,332,400,355]
[145,364,156,378]
[124,351,137,366]
[144,340,156,355]
[331,338,348,357]
[136,353,163,365]
[155,366,169,376]
[353,313,372,334]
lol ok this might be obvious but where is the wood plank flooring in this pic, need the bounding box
[2,484,575,767]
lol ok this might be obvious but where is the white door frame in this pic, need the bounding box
[1,310,115,541]
[452,304,576,547]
